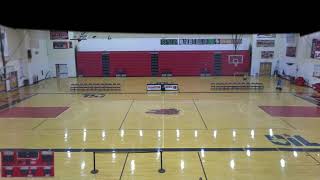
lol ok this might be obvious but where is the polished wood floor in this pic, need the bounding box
[1,76,320,179]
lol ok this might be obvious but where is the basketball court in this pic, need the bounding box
[0,76,320,179]
[0,28,320,179]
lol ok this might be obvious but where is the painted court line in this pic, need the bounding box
[32,119,49,130]
[260,106,320,117]
[119,100,135,129]
[0,93,37,111]
[197,152,208,180]
[193,99,208,130]
[34,91,296,95]
[119,153,129,180]
[0,107,69,118]
[39,128,290,131]
[279,119,297,130]
[2,147,320,152]
[306,152,320,165]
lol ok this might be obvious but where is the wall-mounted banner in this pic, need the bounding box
[311,39,320,59]
[286,47,296,57]
[50,31,69,40]
[261,51,274,59]
[256,40,275,47]
[257,34,276,38]
[53,41,72,49]
[160,38,242,45]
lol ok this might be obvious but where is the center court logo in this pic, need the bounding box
[145,108,180,115]
[265,134,320,146]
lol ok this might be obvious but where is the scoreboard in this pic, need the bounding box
[1,150,54,177]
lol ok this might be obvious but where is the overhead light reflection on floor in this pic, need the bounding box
[230,159,235,169]
[213,130,217,139]
[250,129,255,139]
[269,129,273,136]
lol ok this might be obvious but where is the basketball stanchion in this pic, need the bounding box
[158,151,165,173]
[91,152,99,174]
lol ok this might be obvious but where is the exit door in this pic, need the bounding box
[56,64,68,78]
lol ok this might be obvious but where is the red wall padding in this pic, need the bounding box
[159,51,250,76]
[109,52,151,77]
[158,51,213,76]
[77,52,103,77]
[76,50,251,77]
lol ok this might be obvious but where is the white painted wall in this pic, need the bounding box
[27,40,50,84]
[250,34,282,76]
[265,32,320,86]
[77,37,251,52]
[47,31,77,77]
[275,34,299,78]
[0,26,30,89]
[294,32,320,86]
[0,25,50,89]
[73,32,252,39]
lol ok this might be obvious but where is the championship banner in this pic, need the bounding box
[50,31,69,40]
[160,38,242,45]
[53,41,73,49]
[256,40,275,47]
[261,51,274,59]
[257,34,276,38]
[286,47,296,57]
[311,39,320,59]
[315,51,320,59]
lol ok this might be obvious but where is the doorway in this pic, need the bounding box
[55,64,68,78]
[259,62,272,76]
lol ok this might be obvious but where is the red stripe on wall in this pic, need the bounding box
[109,52,151,77]
[77,52,103,77]
[158,51,250,76]
[76,50,251,77]
[159,51,213,76]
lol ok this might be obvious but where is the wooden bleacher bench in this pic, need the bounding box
[211,82,264,90]
[70,83,121,91]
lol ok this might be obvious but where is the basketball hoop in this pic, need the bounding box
[228,55,244,67]
[70,32,88,42]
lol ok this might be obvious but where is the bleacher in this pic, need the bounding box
[70,83,121,91]
[211,82,264,90]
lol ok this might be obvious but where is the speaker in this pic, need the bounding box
[27,49,32,59]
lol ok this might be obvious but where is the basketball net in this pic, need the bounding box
[233,60,239,67]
